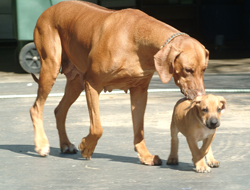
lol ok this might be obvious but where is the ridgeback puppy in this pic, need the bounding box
[167,94,227,172]
[30,1,209,165]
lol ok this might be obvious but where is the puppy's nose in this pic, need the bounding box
[209,117,219,129]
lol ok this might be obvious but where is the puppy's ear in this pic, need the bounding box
[185,96,202,110]
[154,45,181,84]
[194,95,202,104]
[218,96,227,114]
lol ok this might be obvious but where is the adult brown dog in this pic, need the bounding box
[167,94,227,172]
[30,1,209,165]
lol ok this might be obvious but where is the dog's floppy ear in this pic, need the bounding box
[154,45,181,84]
[205,49,209,67]
[218,96,227,114]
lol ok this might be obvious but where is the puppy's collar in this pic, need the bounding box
[160,32,189,49]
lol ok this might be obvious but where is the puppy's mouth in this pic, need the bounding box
[206,125,219,130]
[206,118,220,129]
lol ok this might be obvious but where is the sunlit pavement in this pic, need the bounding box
[0,63,250,189]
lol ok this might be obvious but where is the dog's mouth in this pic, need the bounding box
[181,89,204,100]
[181,89,190,99]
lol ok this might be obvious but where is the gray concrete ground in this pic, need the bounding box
[0,59,250,189]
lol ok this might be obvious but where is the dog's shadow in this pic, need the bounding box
[0,144,194,171]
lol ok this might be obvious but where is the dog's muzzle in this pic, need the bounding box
[181,89,205,100]
[206,117,220,129]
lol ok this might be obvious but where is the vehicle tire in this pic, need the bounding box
[19,42,41,73]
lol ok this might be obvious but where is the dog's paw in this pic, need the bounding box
[35,144,50,157]
[78,137,97,160]
[61,143,78,154]
[152,155,162,165]
[207,159,220,168]
[138,154,162,166]
[167,157,179,165]
[195,165,211,173]
[34,136,50,157]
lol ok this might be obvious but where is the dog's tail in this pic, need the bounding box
[31,73,39,83]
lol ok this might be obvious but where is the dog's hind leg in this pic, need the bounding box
[167,122,179,165]
[54,74,83,154]
[30,27,61,156]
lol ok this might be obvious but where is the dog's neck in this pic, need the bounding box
[160,32,189,49]
[134,17,179,49]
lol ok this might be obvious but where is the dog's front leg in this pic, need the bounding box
[78,81,103,160]
[186,137,211,173]
[130,86,162,166]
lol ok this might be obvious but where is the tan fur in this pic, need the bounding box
[30,1,209,165]
[167,94,227,172]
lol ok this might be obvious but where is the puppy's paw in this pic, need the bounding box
[207,159,220,168]
[61,143,78,154]
[195,165,211,173]
[167,157,179,165]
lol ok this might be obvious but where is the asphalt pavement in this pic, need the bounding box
[0,60,250,189]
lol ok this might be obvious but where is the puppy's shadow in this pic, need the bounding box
[161,162,194,172]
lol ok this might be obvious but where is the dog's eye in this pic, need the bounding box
[202,108,208,113]
[184,68,194,74]
[217,108,221,113]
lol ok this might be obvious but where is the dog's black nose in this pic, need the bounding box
[207,117,220,129]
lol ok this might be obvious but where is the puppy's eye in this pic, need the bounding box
[202,108,208,113]
[217,108,222,113]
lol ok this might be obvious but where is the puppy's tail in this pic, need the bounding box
[31,73,39,83]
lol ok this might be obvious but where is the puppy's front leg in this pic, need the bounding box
[201,135,219,168]
[205,146,220,168]
[167,122,179,165]
[186,137,211,173]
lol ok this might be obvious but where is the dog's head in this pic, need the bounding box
[189,94,227,129]
[154,37,209,100]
